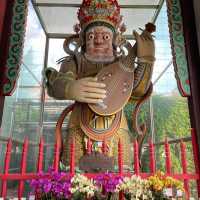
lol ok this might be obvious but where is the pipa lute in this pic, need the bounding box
[88,61,134,116]
[88,23,156,116]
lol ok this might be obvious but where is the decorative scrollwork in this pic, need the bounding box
[166,0,190,97]
[3,0,28,96]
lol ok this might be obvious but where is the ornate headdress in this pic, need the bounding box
[64,0,126,55]
[74,0,126,34]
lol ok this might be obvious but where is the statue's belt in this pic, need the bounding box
[80,104,122,141]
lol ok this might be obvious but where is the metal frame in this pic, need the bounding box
[29,0,165,141]
[0,0,165,143]
[48,33,137,40]
[33,3,159,9]
[21,62,42,86]
[31,0,163,39]
[152,0,165,23]
[31,0,48,35]
[2,3,199,196]
[38,36,49,137]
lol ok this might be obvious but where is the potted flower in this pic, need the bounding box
[29,169,184,200]
[29,168,97,200]
[148,171,184,200]
[116,175,153,200]
[70,174,98,200]
[93,173,123,200]
[29,168,72,199]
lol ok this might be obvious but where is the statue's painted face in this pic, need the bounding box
[85,26,114,63]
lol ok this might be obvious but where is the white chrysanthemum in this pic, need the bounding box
[70,174,97,198]
[116,175,152,199]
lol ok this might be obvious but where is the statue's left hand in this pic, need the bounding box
[133,30,155,62]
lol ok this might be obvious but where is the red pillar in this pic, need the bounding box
[180,0,200,196]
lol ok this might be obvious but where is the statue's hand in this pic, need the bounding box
[133,30,155,63]
[66,77,106,103]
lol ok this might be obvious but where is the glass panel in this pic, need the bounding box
[119,0,160,5]
[140,4,192,182]
[48,39,66,70]
[0,142,6,173]
[43,144,55,171]
[38,6,77,34]
[43,92,72,142]
[35,0,160,5]
[42,38,74,163]
[0,1,46,172]
[121,9,156,34]
[152,3,176,94]
[39,6,156,34]
[0,7,47,199]
[152,3,191,140]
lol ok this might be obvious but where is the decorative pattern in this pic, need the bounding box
[166,0,191,96]
[3,0,28,96]
[77,0,124,33]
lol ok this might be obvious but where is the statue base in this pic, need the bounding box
[79,152,114,173]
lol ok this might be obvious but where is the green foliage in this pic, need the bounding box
[152,95,190,141]
[124,94,192,173]
[124,100,150,137]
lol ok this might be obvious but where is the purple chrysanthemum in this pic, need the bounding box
[94,173,123,193]
[29,168,72,199]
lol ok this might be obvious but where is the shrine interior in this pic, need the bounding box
[0,0,200,199]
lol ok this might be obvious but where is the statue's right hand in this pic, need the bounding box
[65,77,107,104]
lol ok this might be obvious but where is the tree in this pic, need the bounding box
[124,94,192,173]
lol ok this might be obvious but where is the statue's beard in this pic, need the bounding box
[84,53,115,63]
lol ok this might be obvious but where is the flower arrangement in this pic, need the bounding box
[148,171,184,199]
[71,174,98,199]
[29,168,97,200]
[93,173,123,199]
[116,175,152,200]
[30,168,72,199]
[29,169,184,200]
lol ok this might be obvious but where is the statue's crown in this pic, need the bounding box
[77,0,122,31]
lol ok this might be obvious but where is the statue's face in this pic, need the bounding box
[85,26,114,63]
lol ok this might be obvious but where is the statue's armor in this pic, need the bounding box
[45,50,154,168]
[63,55,132,166]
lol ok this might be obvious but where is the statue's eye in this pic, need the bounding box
[103,34,110,40]
[88,33,94,40]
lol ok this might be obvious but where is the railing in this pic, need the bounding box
[0,129,200,199]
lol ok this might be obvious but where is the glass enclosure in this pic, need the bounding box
[0,0,196,197]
